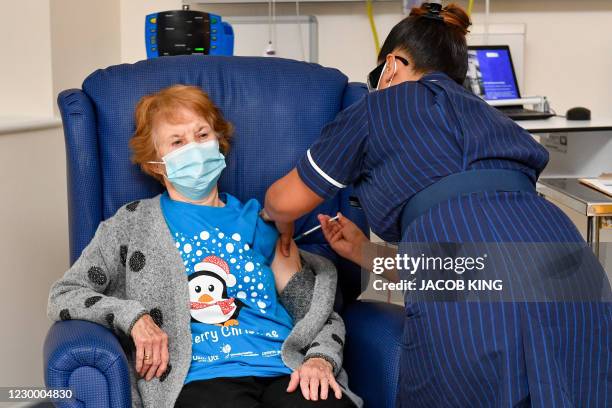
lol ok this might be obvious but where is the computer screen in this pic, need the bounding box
[465,46,520,100]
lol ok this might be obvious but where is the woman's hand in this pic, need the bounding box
[318,212,369,267]
[287,357,343,401]
[130,314,170,381]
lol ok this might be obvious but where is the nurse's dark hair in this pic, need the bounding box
[378,2,471,84]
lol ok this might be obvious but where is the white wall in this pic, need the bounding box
[0,127,68,388]
[0,0,58,390]
[51,0,122,101]
[120,0,182,62]
[0,0,54,117]
[0,0,122,390]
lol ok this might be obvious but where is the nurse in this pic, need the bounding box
[262,2,610,407]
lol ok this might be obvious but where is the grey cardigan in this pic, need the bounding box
[47,196,362,408]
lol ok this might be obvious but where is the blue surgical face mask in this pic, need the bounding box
[151,140,226,200]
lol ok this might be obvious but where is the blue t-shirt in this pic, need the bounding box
[160,191,294,383]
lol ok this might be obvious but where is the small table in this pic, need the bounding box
[537,178,612,259]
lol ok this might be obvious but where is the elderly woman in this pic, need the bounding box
[47,85,361,408]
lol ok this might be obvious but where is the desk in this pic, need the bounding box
[537,178,612,259]
[516,117,612,179]
[518,117,612,134]
[525,118,612,262]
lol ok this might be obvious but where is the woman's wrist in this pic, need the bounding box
[304,355,334,371]
[349,235,369,268]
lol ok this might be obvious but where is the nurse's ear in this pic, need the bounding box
[378,54,398,89]
[379,53,419,89]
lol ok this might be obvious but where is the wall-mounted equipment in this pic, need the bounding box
[145,6,234,59]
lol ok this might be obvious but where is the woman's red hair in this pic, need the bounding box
[130,85,233,183]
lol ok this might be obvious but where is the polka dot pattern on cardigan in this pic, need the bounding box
[150,307,163,327]
[85,296,102,308]
[126,201,140,212]
[106,313,115,331]
[60,309,71,320]
[159,364,172,382]
[129,251,146,272]
[87,266,107,286]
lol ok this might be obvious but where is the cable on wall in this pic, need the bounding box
[366,0,381,56]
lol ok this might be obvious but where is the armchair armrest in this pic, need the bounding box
[342,300,404,408]
[43,320,131,408]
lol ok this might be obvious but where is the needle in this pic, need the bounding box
[294,215,340,241]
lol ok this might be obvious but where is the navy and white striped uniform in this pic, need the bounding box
[296,71,610,408]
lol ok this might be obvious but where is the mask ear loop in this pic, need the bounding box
[387,58,398,88]
[146,137,166,176]
[375,61,388,91]
[145,161,167,178]
[147,135,165,166]
[146,142,164,166]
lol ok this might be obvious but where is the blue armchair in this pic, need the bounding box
[44,56,404,407]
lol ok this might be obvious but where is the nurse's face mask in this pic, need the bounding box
[148,140,227,200]
[367,55,409,92]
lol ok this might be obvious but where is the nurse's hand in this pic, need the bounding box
[275,220,295,257]
[260,208,294,257]
[287,358,343,401]
[318,212,369,267]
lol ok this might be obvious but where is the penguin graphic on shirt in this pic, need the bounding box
[188,255,244,326]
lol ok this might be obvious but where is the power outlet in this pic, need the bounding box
[541,133,568,154]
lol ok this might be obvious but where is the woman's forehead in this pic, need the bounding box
[154,106,211,129]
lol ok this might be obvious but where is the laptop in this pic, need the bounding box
[464,45,553,120]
